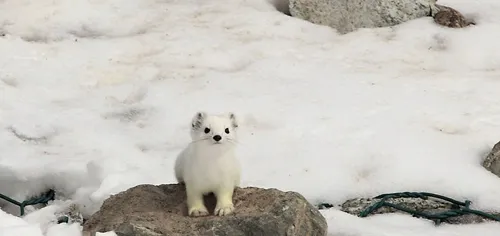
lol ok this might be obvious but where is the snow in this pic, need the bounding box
[0,209,44,236]
[1,0,500,235]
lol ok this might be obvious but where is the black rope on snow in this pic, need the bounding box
[0,189,55,216]
[359,191,500,225]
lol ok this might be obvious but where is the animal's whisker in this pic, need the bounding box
[226,138,245,147]
[190,137,210,144]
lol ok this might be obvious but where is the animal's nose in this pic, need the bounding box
[213,135,222,142]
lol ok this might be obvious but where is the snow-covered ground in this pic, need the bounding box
[1,0,500,235]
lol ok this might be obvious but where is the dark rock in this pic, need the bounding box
[83,184,328,236]
[433,4,475,28]
[483,141,500,178]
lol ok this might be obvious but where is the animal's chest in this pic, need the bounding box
[194,154,234,177]
[191,152,237,191]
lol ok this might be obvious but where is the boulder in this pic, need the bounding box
[433,4,474,28]
[340,196,500,224]
[289,0,439,34]
[483,141,500,178]
[82,184,328,236]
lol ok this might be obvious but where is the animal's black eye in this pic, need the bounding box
[204,128,210,134]
[225,128,230,134]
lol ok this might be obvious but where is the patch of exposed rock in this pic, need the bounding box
[289,0,439,34]
[288,0,475,33]
[83,184,328,236]
[483,141,500,178]
[433,4,475,28]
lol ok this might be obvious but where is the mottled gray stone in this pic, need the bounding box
[55,203,84,225]
[289,0,438,34]
[433,4,474,28]
[483,141,500,178]
[341,197,500,224]
[83,184,327,236]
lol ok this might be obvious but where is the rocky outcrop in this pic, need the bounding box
[289,0,439,34]
[483,141,500,178]
[288,0,475,33]
[82,184,328,236]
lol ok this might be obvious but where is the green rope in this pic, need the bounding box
[359,191,500,225]
[0,189,55,216]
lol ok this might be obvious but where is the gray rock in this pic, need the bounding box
[340,196,500,224]
[483,141,500,178]
[82,184,328,236]
[289,0,439,34]
[433,4,474,28]
[55,203,84,225]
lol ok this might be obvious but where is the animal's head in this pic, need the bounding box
[190,112,239,145]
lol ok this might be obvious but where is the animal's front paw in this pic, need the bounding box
[214,202,234,216]
[188,205,209,217]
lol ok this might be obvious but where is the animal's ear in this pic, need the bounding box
[228,112,238,129]
[191,112,206,129]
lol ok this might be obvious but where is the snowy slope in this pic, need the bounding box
[1,0,500,235]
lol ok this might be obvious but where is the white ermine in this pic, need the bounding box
[174,112,241,217]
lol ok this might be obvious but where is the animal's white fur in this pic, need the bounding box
[174,112,241,217]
